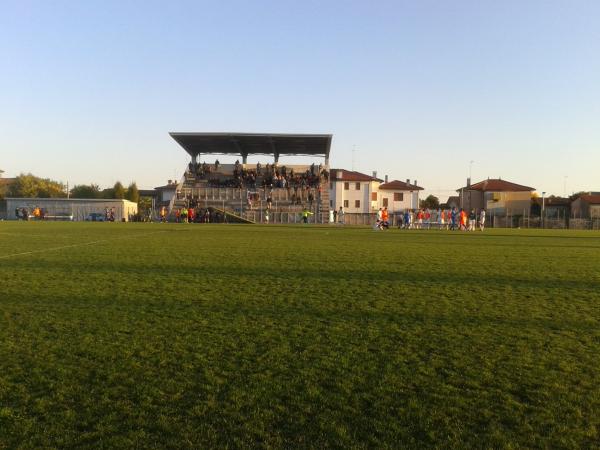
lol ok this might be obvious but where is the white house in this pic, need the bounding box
[377,179,423,213]
[329,169,382,213]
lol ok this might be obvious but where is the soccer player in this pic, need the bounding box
[469,209,476,231]
[381,207,389,229]
[480,209,486,231]
[459,209,467,231]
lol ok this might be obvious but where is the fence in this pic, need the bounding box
[489,214,600,230]
[325,212,600,230]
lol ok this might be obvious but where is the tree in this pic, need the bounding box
[419,194,440,209]
[138,196,152,214]
[8,173,66,198]
[100,188,114,199]
[70,184,101,199]
[126,182,139,203]
[113,181,125,199]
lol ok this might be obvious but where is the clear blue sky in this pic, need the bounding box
[1,0,599,199]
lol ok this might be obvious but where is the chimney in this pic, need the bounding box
[467,177,471,187]
[406,178,410,184]
[385,175,388,183]
[337,170,343,180]
[414,180,417,186]
[372,171,377,179]
[168,179,172,185]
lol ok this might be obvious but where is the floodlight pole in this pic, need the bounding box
[541,191,546,228]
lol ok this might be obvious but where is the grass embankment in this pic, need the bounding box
[1,223,599,448]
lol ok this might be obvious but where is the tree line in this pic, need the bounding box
[3,173,140,203]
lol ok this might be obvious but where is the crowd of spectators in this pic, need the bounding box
[186,160,329,191]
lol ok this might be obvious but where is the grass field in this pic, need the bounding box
[1,222,600,449]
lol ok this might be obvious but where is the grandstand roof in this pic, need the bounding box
[170,132,332,160]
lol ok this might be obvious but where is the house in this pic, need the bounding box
[457,178,535,215]
[443,196,461,209]
[153,181,178,206]
[377,179,423,213]
[329,169,382,213]
[570,194,600,218]
[531,196,570,219]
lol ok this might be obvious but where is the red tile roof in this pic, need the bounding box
[378,180,423,191]
[458,178,534,192]
[578,195,600,204]
[330,169,382,182]
[532,196,570,206]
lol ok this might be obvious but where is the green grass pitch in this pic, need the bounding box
[1,222,600,448]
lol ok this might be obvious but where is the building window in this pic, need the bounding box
[355,200,360,208]
[343,200,349,208]
[355,182,361,190]
[344,182,349,190]
[383,198,388,207]
[329,182,333,190]
[371,192,377,201]
[329,200,333,207]
[394,193,403,202]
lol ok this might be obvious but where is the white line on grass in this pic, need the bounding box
[0,230,171,260]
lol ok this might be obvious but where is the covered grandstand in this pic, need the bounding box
[169,132,332,223]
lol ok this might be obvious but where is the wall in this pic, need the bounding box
[485,191,531,214]
[1,198,138,221]
[377,190,419,212]
[329,181,379,213]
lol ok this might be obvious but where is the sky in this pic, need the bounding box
[1,0,599,199]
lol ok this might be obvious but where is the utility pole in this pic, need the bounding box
[541,191,546,228]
